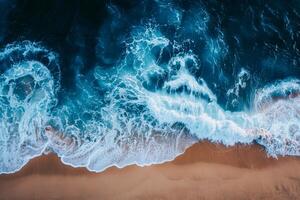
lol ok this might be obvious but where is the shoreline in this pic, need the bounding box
[1,141,300,199]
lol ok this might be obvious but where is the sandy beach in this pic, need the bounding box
[0,141,300,200]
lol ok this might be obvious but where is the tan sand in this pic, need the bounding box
[0,141,300,200]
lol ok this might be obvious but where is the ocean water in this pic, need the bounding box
[0,0,299,174]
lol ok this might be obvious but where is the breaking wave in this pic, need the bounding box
[0,1,299,174]
[0,42,60,173]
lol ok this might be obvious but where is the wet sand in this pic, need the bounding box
[0,141,300,200]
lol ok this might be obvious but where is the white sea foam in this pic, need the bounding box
[0,42,58,174]
[253,79,300,156]
[0,30,299,174]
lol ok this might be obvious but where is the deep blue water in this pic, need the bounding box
[0,0,299,173]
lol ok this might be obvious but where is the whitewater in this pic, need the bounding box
[0,1,299,174]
